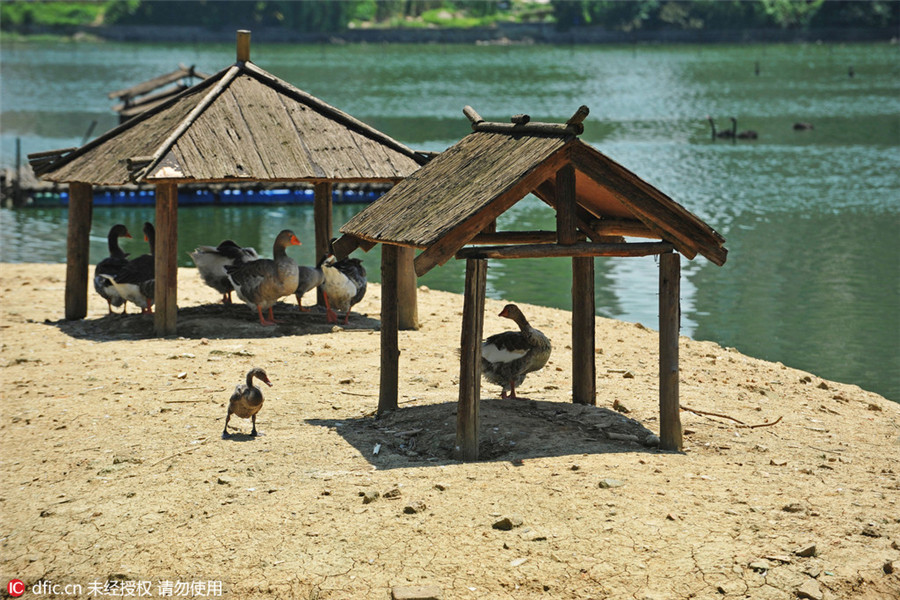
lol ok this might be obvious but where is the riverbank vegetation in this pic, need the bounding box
[2,0,898,36]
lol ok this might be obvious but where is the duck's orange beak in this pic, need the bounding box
[290,235,301,246]
[125,233,133,238]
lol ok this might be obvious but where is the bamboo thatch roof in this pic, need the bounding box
[32,59,428,186]
[340,108,727,272]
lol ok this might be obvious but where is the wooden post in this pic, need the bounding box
[397,246,419,330]
[572,256,596,405]
[379,244,400,415]
[154,183,178,336]
[314,181,333,307]
[64,182,93,320]
[457,258,487,461]
[659,251,682,451]
[556,164,578,246]
[236,30,250,63]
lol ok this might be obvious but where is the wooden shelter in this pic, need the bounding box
[335,106,727,458]
[29,31,429,336]
[108,64,212,123]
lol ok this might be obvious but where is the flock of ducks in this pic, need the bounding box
[706,116,816,141]
[94,225,368,327]
[95,226,553,437]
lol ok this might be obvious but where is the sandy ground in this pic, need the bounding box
[1,262,898,600]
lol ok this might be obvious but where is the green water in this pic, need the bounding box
[1,40,898,400]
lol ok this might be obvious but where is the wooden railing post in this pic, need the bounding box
[457,258,487,461]
[659,251,682,451]
[379,244,400,415]
[154,183,178,336]
[397,246,419,330]
[314,181,333,307]
[572,255,596,405]
[65,182,93,320]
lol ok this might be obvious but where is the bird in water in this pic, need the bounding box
[94,224,132,314]
[294,255,326,312]
[190,239,259,304]
[225,229,301,326]
[731,117,758,140]
[100,222,155,313]
[481,304,552,400]
[707,115,734,140]
[223,367,272,438]
[321,255,367,324]
[793,122,814,131]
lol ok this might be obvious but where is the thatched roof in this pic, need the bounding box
[340,108,727,273]
[32,59,428,185]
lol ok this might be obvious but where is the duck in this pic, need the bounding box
[93,224,132,314]
[793,122,814,131]
[223,367,272,438]
[190,240,259,304]
[481,304,552,400]
[707,115,734,140]
[99,222,155,313]
[731,117,758,140]
[321,255,367,324]
[295,255,326,312]
[225,229,301,326]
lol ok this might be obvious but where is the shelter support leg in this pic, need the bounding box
[314,181,333,307]
[397,246,419,330]
[659,251,683,451]
[457,258,487,461]
[64,182,93,320]
[154,183,178,336]
[379,244,400,415]
[572,256,596,404]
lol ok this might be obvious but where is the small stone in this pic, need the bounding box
[749,560,770,572]
[434,483,449,491]
[861,524,881,538]
[391,585,442,600]
[361,491,380,504]
[782,502,805,513]
[716,581,744,595]
[622,370,635,379]
[383,487,402,499]
[492,515,524,530]
[795,544,817,557]
[816,381,829,390]
[520,529,547,542]
[883,560,896,575]
[216,476,234,485]
[403,500,426,514]
[509,557,528,567]
[796,579,823,600]
[770,459,788,467]
[867,402,882,411]
[598,478,625,489]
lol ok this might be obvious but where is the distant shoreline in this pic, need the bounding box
[4,23,898,45]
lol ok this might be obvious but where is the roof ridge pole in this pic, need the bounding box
[237,30,251,63]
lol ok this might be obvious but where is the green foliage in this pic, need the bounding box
[1,1,105,29]
[760,0,825,28]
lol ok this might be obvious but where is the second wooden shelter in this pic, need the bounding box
[336,106,727,459]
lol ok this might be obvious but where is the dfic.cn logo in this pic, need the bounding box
[8,579,25,597]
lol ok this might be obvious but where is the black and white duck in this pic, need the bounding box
[481,304,552,400]
[295,255,326,312]
[321,255,367,324]
[100,222,155,314]
[93,224,132,314]
[225,229,301,326]
[223,367,272,438]
[190,240,259,304]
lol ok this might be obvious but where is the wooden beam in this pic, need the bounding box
[331,234,360,261]
[314,181,333,306]
[457,258,487,461]
[379,244,400,415]
[556,164,578,245]
[659,251,682,451]
[589,218,657,239]
[470,231,557,245]
[533,179,611,244]
[572,256,596,405]
[456,241,675,261]
[64,182,93,320]
[397,246,419,331]
[154,183,178,336]
[413,148,570,276]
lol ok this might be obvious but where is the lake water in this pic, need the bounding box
[1,40,898,400]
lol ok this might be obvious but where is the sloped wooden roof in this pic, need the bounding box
[340,110,726,273]
[33,60,427,185]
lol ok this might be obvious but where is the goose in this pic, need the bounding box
[93,224,132,314]
[321,255,367,324]
[223,367,272,438]
[225,229,301,326]
[707,115,734,140]
[731,117,758,140]
[295,255,326,312]
[481,304,552,400]
[100,222,155,313]
[190,240,259,304]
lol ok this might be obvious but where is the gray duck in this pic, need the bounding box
[321,255,367,324]
[190,239,259,304]
[481,304,552,400]
[225,229,301,326]
[223,367,272,438]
